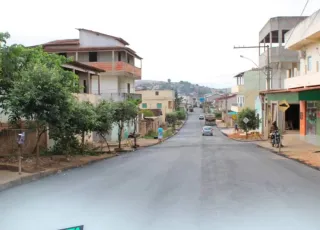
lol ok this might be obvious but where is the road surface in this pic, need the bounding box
[2,108,320,230]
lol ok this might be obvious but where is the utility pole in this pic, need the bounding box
[233,45,270,138]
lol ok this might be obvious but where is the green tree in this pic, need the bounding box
[112,101,138,149]
[6,63,76,167]
[141,109,154,117]
[128,99,141,148]
[176,110,186,120]
[95,100,114,153]
[174,89,183,111]
[237,108,259,137]
[71,101,97,153]
[166,112,178,129]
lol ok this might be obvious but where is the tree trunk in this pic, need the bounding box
[35,126,40,169]
[133,117,137,148]
[118,123,123,149]
[81,131,85,153]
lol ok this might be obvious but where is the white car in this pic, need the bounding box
[199,115,205,120]
[202,126,213,136]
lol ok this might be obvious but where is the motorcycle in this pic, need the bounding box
[270,130,281,147]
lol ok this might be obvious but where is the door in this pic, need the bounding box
[306,101,317,135]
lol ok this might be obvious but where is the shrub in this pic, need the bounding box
[176,110,186,120]
[237,108,259,134]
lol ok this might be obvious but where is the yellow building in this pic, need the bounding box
[137,90,175,123]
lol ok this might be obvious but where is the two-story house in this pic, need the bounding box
[231,69,265,111]
[258,16,306,137]
[137,90,175,123]
[282,9,320,141]
[38,28,143,142]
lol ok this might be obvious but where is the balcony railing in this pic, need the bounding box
[100,93,142,102]
[85,61,141,78]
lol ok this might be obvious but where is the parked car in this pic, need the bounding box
[199,115,205,120]
[202,126,213,136]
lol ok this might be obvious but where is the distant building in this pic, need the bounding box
[138,90,175,123]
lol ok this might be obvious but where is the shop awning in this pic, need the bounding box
[228,111,237,115]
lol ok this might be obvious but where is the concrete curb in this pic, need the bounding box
[0,118,189,193]
[256,144,320,171]
[0,155,116,193]
[136,118,188,150]
[217,126,266,143]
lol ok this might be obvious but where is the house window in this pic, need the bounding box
[155,91,159,96]
[58,53,67,57]
[142,103,147,108]
[157,103,162,109]
[83,80,87,93]
[168,101,173,109]
[308,56,312,71]
[89,52,97,62]
[237,95,245,107]
[237,77,244,85]
[127,83,130,93]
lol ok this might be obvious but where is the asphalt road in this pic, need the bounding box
[2,108,320,230]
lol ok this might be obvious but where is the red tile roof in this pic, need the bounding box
[77,28,129,46]
[42,39,79,46]
[64,61,106,72]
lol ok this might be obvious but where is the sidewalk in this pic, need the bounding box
[0,119,187,192]
[257,132,320,169]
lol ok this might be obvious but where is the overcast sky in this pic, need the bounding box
[2,0,320,88]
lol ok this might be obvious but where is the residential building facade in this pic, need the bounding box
[231,69,266,114]
[283,9,320,141]
[138,90,175,123]
[258,16,307,137]
[259,16,307,90]
[39,28,143,142]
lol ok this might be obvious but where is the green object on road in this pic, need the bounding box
[59,225,83,230]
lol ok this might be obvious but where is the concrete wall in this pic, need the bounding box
[259,17,307,43]
[79,30,125,47]
[285,10,320,49]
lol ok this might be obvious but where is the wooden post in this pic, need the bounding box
[18,144,22,175]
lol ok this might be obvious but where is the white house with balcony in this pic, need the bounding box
[284,10,320,89]
[37,28,143,142]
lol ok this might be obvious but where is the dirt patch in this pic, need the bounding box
[228,132,263,141]
[0,154,116,173]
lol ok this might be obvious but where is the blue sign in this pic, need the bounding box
[199,97,205,103]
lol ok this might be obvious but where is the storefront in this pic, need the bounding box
[299,89,320,136]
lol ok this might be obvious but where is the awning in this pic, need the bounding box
[228,111,237,115]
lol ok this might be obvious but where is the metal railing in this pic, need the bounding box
[100,93,141,102]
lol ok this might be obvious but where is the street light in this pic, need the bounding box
[240,55,267,77]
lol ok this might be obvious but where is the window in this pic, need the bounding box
[127,83,130,93]
[58,53,67,57]
[168,101,173,109]
[89,52,97,62]
[157,103,162,109]
[142,103,147,109]
[237,76,244,85]
[308,56,312,71]
[237,95,245,107]
[83,80,87,93]
[118,52,121,61]
[155,91,159,96]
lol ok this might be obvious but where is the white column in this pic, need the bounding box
[87,72,91,94]
[98,74,101,95]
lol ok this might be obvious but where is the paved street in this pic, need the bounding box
[2,108,320,230]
